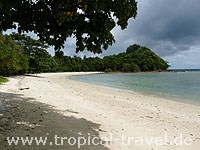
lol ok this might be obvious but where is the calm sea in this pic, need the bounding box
[71,72,200,105]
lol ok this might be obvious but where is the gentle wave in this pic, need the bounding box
[71,72,200,105]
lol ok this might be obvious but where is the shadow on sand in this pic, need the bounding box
[0,91,110,150]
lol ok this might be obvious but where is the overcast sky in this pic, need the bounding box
[5,0,200,69]
[61,0,200,69]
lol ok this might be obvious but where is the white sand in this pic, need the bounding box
[1,72,200,149]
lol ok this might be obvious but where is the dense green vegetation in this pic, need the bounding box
[0,33,29,76]
[0,33,169,76]
[0,0,137,53]
[11,33,59,73]
[0,76,8,84]
[55,44,169,72]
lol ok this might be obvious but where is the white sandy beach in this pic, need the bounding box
[0,72,200,150]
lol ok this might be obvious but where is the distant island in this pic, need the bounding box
[0,33,169,76]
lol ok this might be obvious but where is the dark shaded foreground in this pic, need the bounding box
[0,92,110,150]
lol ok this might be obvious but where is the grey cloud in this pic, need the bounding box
[61,37,100,58]
[100,0,200,57]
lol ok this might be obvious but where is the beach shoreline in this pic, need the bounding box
[0,72,200,149]
[70,72,200,107]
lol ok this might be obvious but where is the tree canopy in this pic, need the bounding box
[10,33,59,73]
[0,33,29,76]
[52,44,170,72]
[0,0,137,53]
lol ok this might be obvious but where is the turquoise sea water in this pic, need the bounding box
[71,72,200,105]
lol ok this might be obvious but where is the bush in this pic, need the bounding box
[104,68,113,73]
[0,76,8,84]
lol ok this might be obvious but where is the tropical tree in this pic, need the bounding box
[0,0,137,53]
[11,33,59,73]
[0,33,29,76]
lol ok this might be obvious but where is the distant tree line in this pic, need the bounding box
[0,33,169,76]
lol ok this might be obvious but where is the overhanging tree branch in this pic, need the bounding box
[0,0,137,53]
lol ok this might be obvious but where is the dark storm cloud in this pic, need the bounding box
[100,0,200,57]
